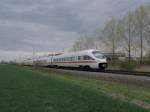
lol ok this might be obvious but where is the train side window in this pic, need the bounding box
[78,56,83,60]
[72,57,75,61]
[67,57,70,61]
[70,57,73,61]
[66,57,68,61]
[83,55,93,60]
[64,58,66,61]
[69,57,71,61]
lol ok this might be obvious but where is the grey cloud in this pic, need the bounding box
[0,0,147,32]
[0,0,148,61]
[0,0,83,32]
[0,19,79,52]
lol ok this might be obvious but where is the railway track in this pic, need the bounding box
[48,67,150,88]
[99,70,150,77]
[27,65,150,77]
[25,65,150,87]
[52,67,150,77]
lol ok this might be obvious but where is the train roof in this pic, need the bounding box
[54,49,102,58]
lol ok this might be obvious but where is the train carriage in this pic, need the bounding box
[51,49,107,70]
[23,49,107,70]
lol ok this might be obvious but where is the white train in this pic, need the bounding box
[24,49,108,70]
[52,49,107,70]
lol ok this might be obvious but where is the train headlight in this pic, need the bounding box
[102,63,107,67]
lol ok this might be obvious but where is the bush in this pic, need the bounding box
[119,60,137,70]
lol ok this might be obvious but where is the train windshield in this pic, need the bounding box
[92,51,105,59]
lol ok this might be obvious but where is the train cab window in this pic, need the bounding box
[92,51,105,59]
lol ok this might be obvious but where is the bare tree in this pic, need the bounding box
[120,12,136,62]
[143,4,150,51]
[71,4,150,61]
[71,35,95,52]
[144,23,150,52]
[101,18,119,59]
[135,5,149,63]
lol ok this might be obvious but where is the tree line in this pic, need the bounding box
[71,4,150,63]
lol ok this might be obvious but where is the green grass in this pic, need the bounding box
[52,73,150,104]
[36,67,150,105]
[0,64,149,112]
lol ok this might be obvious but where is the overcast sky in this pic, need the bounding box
[0,0,148,61]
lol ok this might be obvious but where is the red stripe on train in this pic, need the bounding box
[52,60,97,64]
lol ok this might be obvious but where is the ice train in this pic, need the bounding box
[24,49,108,70]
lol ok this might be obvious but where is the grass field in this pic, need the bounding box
[0,64,149,112]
